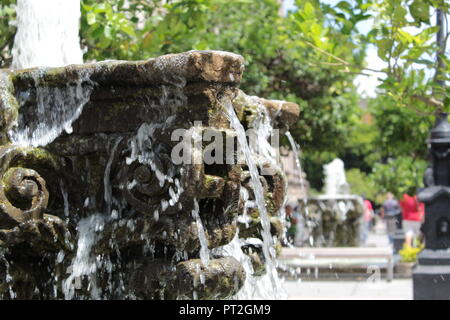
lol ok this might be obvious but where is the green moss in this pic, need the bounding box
[203,174,218,186]
[10,148,59,174]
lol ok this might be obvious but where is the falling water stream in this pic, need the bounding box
[12,0,83,69]
[192,198,210,266]
[285,131,313,247]
[285,131,308,202]
[8,0,89,148]
[223,98,285,299]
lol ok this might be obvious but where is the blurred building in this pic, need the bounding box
[280,147,309,203]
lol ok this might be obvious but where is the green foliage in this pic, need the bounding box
[305,97,430,200]
[346,168,379,200]
[80,1,139,60]
[341,95,433,200]
[369,156,427,199]
[301,150,335,191]
[369,95,433,160]
[0,0,16,67]
[283,0,447,196]
[80,0,219,60]
[327,0,449,113]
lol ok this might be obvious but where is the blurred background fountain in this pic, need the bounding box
[296,158,364,247]
[323,158,350,197]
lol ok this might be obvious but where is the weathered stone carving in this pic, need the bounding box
[297,196,364,247]
[0,50,298,299]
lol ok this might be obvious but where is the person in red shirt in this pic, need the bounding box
[400,193,425,247]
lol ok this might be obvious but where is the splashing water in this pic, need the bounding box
[192,198,210,266]
[245,95,280,172]
[9,70,94,147]
[63,214,106,300]
[9,0,89,147]
[212,235,265,299]
[237,186,254,227]
[12,0,83,69]
[126,123,186,216]
[126,122,211,268]
[223,97,284,299]
[63,138,127,300]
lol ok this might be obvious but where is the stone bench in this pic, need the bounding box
[279,247,394,281]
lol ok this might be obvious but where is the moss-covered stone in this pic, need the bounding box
[297,197,364,247]
[0,50,298,299]
[175,256,245,299]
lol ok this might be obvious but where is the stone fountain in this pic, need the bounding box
[296,158,364,247]
[0,50,299,299]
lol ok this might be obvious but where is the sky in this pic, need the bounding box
[281,0,447,98]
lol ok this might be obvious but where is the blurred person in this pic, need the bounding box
[285,203,298,244]
[380,192,401,244]
[361,195,374,245]
[400,193,424,247]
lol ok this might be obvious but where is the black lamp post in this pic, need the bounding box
[413,113,450,299]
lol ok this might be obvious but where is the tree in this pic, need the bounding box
[369,157,427,198]
[1,0,447,198]
[285,0,448,197]
[294,0,449,113]
[0,0,16,67]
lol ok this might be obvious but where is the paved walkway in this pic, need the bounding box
[365,218,390,248]
[284,279,413,300]
[280,219,413,299]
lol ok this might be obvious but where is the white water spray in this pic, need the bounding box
[323,158,349,196]
[63,214,106,300]
[192,198,210,266]
[8,70,94,147]
[12,0,83,69]
[223,98,284,299]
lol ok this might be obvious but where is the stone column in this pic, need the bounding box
[413,113,450,300]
